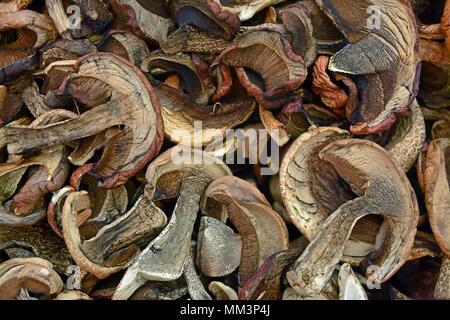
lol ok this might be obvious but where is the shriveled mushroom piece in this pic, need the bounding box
[115,0,175,44]
[183,241,212,300]
[112,147,232,300]
[196,216,242,278]
[208,281,238,300]
[213,28,307,109]
[0,257,63,299]
[338,263,368,300]
[418,138,449,256]
[314,0,421,134]
[239,248,302,300]
[5,53,164,188]
[170,0,241,40]
[201,176,289,286]
[286,139,418,297]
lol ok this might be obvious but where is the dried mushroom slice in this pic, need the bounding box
[434,256,449,299]
[202,176,289,287]
[183,241,212,300]
[315,0,421,134]
[112,147,232,300]
[196,215,242,278]
[420,138,449,256]
[208,281,238,300]
[419,61,450,110]
[214,28,307,109]
[116,0,175,44]
[5,53,164,188]
[219,0,287,21]
[0,257,63,300]
[45,0,72,39]
[55,289,92,300]
[338,263,368,300]
[171,0,241,41]
[0,0,32,12]
[286,139,418,297]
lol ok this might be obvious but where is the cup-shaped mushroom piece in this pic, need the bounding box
[201,176,289,287]
[285,139,418,297]
[314,0,421,134]
[112,147,232,300]
[5,53,164,188]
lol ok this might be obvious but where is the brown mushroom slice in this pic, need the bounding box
[0,0,32,12]
[55,289,92,300]
[202,176,289,286]
[420,61,450,110]
[443,0,450,52]
[259,104,291,147]
[239,248,302,300]
[68,130,110,166]
[286,139,418,297]
[0,257,63,300]
[70,0,113,35]
[47,186,74,238]
[279,3,317,67]
[384,99,426,172]
[112,147,232,300]
[196,216,242,278]
[40,38,97,67]
[171,0,240,41]
[421,138,450,256]
[435,257,450,299]
[407,231,442,261]
[338,263,368,300]
[183,241,212,300]
[80,195,167,267]
[314,0,421,135]
[214,28,307,108]
[98,30,149,67]
[432,120,450,141]
[208,281,238,300]
[21,82,49,118]
[5,53,164,189]
[115,0,175,44]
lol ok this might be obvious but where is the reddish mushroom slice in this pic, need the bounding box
[196,216,242,278]
[421,138,449,256]
[170,0,240,41]
[201,176,289,287]
[239,248,302,300]
[214,28,307,109]
[115,0,175,44]
[0,257,63,300]
[5,53,164,188]
[112,147,232,300]
[286,139,418,297]
[314,0,421,134]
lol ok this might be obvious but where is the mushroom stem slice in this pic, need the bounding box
[287,139,418,297]
[183,241,212,300]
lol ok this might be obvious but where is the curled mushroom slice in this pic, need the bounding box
[286,139,418,297]
[171,0,241,41]
[314,0,421,134]
[112,147,232,300]
[201,176,289,286]
[420,138,449,256]
[214,28,307,108]
[196,216,242,278]
[239,248,302,300]
[5,53,164,188]
[338,263,368,300]
[183,241,212,300]
[116,0,175,44]
[209,281,238,300]
[0,257,63,299]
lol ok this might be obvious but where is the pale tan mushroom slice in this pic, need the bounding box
[5,53,164,189]
[112,147,232,300]
[0,0,32,12]
[201,176,289,287]
[286,139,418,297]
[434,256,450,299]
[54,289,92,300]
[21,82,49,118]
[218,0,287,21]
[196,215,242,278]
[0,257,63,300]
[208,281,238,300]
[338,263,368,300]
[420,138,450,256]
[314,0,421,135]
[45,0,73,39]
[183,241,212,300]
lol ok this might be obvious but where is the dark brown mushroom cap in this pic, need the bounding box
[5,53,164,188]
[314,0,421,134]
[286,139,418,297]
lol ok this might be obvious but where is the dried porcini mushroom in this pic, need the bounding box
[5,53,164,188]
[0,257,63,299]
[196,216,242,278]
[112,147,232,300]
[418,138,449,256]
[315,0,421,134]
[286,139,418,297]
[201,176,289,287]
[213,28,307,108]
[183,241,212,300]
